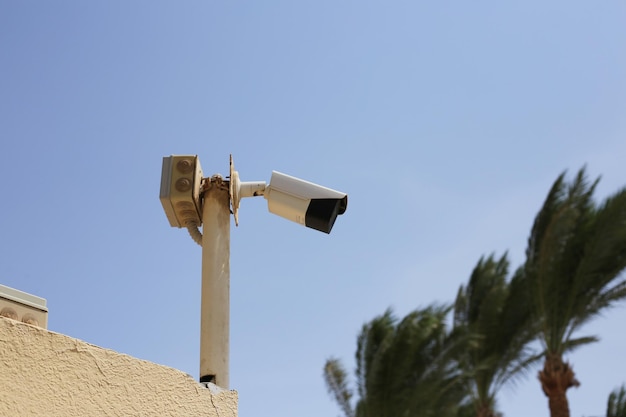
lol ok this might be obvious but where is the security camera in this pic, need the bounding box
[230,157,347,234]
[265,171,348,234]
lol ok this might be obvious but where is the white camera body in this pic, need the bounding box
[264,171,347,234]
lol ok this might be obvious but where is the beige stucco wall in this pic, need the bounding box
[0,317,237,417]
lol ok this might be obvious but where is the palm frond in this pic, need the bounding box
[355,308,395,403]
[523,168,626,357]
[532,168,598,352]
[608,384,626,417]
[323,357,354,417]
[526,170,569,267]
[453,253,539,415]
[560,336,599,354]
[493,349,544,391]
[352,305,467,417]
[568,188,626,331]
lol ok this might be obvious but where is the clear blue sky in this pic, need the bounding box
[2,2,626,416]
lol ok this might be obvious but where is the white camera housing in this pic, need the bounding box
[265,171,347,234]
[229,157,347,234]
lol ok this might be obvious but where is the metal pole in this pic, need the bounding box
[199,175,230,388]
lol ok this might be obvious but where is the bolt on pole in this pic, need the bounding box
[199,175,231,388]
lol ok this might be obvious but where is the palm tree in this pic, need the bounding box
[523,167,626,417]
[607,384,626,417]
[453,253,540,417]
[324,305,469,417]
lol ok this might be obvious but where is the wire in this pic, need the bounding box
[186,221,203,246]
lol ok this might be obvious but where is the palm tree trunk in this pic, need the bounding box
[538,354,580,417]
